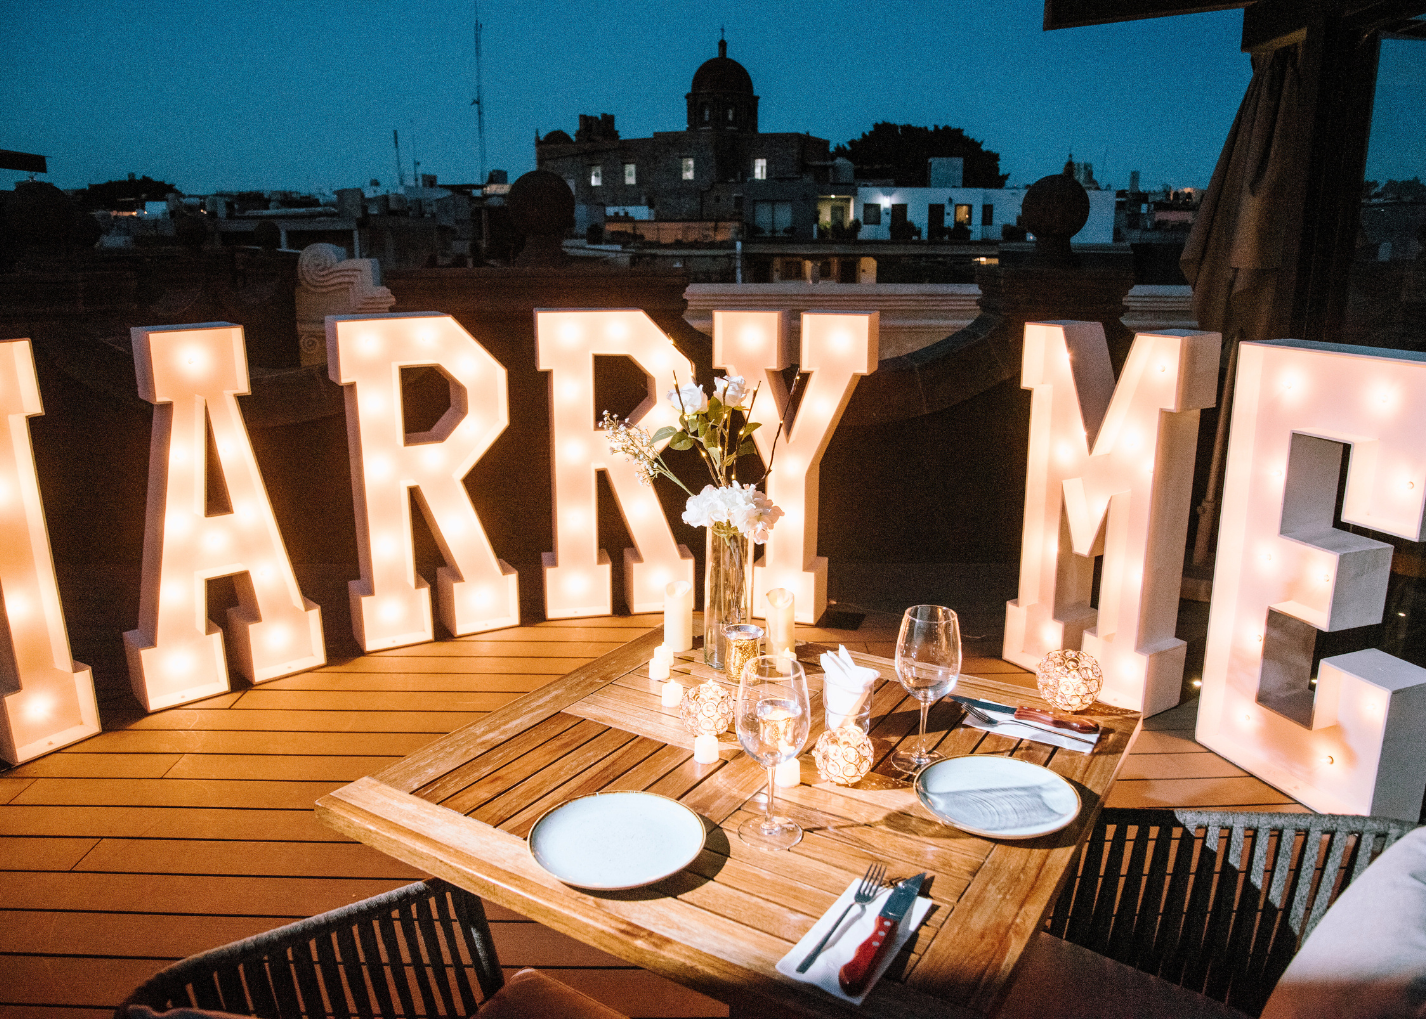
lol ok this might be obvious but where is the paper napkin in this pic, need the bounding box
[819,645,878,730]
[775,877,934,1005]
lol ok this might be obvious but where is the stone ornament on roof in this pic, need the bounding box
[295,243,394,367]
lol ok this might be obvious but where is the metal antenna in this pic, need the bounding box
[393,129,405,189]
[471,0,488,183]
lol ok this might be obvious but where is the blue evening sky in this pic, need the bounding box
[2,1,1422,195]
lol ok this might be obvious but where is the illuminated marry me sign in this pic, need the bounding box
[2,311,1423,821]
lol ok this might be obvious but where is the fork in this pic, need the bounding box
[961,703,1000,728]
[796,862,886,973]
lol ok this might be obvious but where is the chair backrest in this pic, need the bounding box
[119,880,504,1019]
[1046,808,1418,1017]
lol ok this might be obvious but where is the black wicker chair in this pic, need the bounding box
[118,879,507,1019]
[1045,808,1418,1016]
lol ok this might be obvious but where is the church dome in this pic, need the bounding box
[692,40,753,94]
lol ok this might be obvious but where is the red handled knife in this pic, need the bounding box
[837,872,925,997]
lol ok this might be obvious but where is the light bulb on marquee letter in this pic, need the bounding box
[714,310,877,624]
[327,313,519,650]
[125,324,325,711]
[1199,340,1426,819]
[1003,322,1219,715]
[0,339,99,763]
[537,310,694,618]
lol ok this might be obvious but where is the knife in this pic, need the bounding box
[837,872,925,997]
[953,695,1100,741]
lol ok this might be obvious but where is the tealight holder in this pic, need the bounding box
[1036,649,1104,713]
[812,725,874,786]
[723,623,763,684]
[680,679,734,735]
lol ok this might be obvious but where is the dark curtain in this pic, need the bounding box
[1181,46,1304,566]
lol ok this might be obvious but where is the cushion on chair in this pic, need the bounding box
[994,932,1251,1019]
[1260,824,1426,1019]
[478,968,629,1019]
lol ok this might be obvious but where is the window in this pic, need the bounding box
[753,201,793,236]
[954,203,973,225]
[681,157,695,181]
[982,204,994,225]
[589,166,602,187]
[753,158,767,180]
[862,203,882,226]
[727,107,735,122]
[624,163,636,185]
[702,105,710,123]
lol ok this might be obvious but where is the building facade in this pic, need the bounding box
[535,40,849,239]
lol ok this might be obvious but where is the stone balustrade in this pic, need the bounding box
[684,282,1196,360]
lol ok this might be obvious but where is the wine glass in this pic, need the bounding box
[735,655,811,851]
[890,605,962,774]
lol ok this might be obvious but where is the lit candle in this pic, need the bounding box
[775,756,801,787]
[661,679,683,707]
[650,656,670,681]
[664,580,694,651]
[765,587,796,657]
[654,643,675,665]
[693,733,720,763]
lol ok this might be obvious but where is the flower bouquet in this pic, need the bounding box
[603,373,785,669]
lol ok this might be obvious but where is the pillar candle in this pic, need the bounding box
[765,588,796,657]
[664,580,694,652]
[693,733,720,764]
[660,679,683,706]
[775,757,801,787]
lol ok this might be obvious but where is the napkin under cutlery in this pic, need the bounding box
[819,645,878,730]
[959,703,1102,755]
[775,876,933,1005]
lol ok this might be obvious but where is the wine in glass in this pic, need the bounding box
[735,655,811,851]
[890,604,962,774]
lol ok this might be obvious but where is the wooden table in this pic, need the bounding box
[316,628,1141,1018]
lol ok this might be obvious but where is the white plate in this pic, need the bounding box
[915,756,1081,839]
[527,791,707,890]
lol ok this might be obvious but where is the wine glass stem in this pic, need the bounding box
[764,767,777,827]
[918,701,931,759]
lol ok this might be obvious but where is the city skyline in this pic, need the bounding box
[4,1,1423,198]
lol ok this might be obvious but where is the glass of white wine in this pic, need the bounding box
[890,604,961,774]
[735,655,810,851]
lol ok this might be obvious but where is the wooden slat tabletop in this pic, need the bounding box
[317,625,1142,1018]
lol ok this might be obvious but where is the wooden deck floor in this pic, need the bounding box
[0,613,1301,1019]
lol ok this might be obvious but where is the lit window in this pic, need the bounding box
[589,166,602,187]
[624,163,636,185]
[753,158,767,180]
[682,158,695,181]
[702,105,710,123]
[727,107,734,122]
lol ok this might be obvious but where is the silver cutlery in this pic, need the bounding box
[796,862,885,973]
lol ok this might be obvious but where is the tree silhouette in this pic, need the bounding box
[834,124,1008,188]
[74,176,181,211]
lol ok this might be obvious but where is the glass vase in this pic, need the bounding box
[703,527,754,671]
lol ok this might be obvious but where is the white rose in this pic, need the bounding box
[713,374,748,407]
[667,382,708,414]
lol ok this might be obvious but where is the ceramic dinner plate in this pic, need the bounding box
[527,790,707,890]
[915,756,1081,839]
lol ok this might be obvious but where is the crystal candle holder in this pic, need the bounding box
[812,725,874,786]
[1036,649,1103,713]
[680,679,734,735]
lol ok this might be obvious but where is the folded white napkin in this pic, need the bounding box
[819,645,878,729]
[776,877,934,1005]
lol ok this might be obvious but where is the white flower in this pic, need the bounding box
[713,374,748,407]
[681,482,783,543]
[667,382,708,414]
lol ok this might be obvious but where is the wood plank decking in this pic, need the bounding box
[0,613,1300,1019]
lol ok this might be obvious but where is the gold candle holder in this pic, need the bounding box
[812,725,874,786]
[680,679,735,735]
[1036,649,1104,712]
[722,623,763,683]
